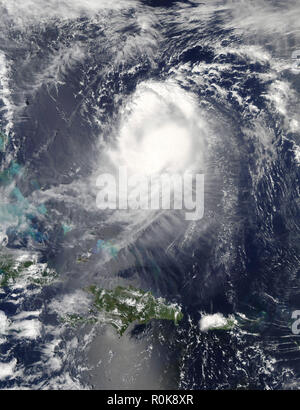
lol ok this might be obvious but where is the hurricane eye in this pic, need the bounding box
[108,81,204,177]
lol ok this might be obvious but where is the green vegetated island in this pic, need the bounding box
[63,285,184,336]
[0,252,58,288]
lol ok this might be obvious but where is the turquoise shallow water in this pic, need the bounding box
[0,0,299,390]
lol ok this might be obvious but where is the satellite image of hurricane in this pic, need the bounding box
[0,0,300,391]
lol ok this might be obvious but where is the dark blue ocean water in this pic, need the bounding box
[0,0,299,389]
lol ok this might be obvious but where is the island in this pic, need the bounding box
[63,285,183,336]
[0,253,58,288]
